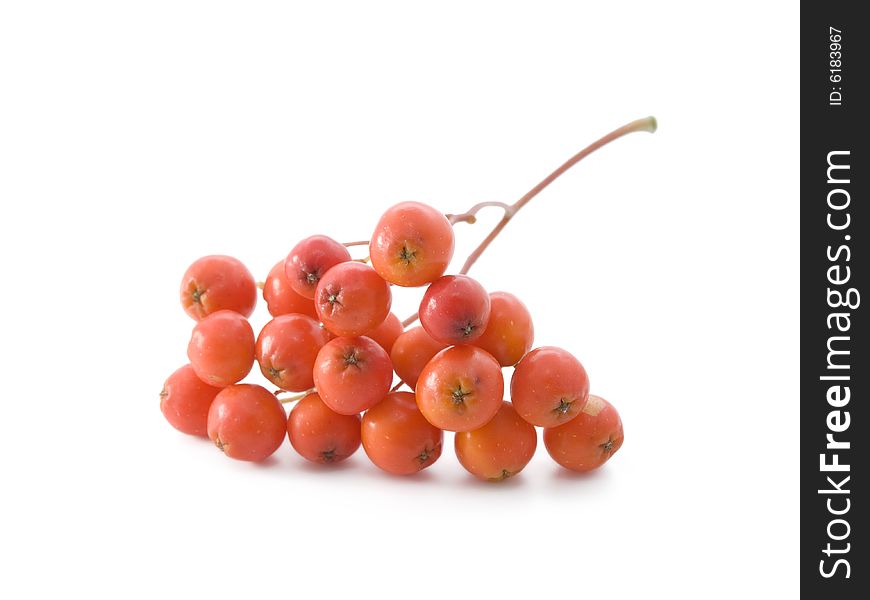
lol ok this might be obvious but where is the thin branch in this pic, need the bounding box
[446,201,513,225]
[401,312,419,328]
[458,116,656,275]
[400,116,657,326]
[275,388,315,404]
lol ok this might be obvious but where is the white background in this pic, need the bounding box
[0,1,799,598]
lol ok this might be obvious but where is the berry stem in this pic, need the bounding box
[446,201,513,225]
[398,116,656,329]
[457,116,657,275]
[274,388,315,404]
[345,240,371,264]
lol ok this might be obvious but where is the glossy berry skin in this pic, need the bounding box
[365,312,403,354]
[415,345,503,432]
[287,392,361,464]
[510,346,590,427]
[207,384,287,462]
[313,336,393,415]
[285,235,352,299]
[180,255,257,320]
[419,275,491,345]
[543,394,624,472]
[263,260,318,318]
[472,291,534,366]
[187,310,255,387]
[315,262,392,337]
[159,364,222,436]
[256,314,331,391]
[370,201,455,287]
[455,401,537,482]
[361,391,443,475]
[389,326,448,388]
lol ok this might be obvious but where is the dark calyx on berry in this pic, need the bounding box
[451,386,471,406]
[399,245,417,264]
[553,398,573,415]
[488,469,512,482]
[458,320,478,338]
[416,443,439,464]
[325,287,342,306]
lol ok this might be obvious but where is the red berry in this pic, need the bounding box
[284,235,352,299]
[287,392,361,464]
[364,312,404,354]
[315,262,392,337]
[419,275,490,345]
[415,345,503,432]
[159,364,222,436]
[180,255,257,320]
[543,394,624,472]
[455,401,537,482]
[313,336,393,415]
[256,314,331,391]
[207,384,287,462]
[262,260,318,318]
[472,291,534,366]
[361,391,443,475]
[370,201,455,287]
[390,326,448,388]
[510,346,589,427]
[187,310,255,387]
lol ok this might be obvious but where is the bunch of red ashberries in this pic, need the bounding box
[160,201,624,480]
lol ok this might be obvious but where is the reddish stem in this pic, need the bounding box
[401,313,419,328]
[458,116,656,275]
[400,116,657,328]
[446,201,512,225]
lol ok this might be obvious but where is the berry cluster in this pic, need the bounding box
[160,117,656,481]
